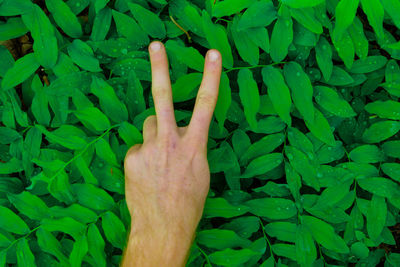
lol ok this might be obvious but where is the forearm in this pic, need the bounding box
[121,224,195,267]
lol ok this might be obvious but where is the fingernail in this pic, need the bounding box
[150,42,162,52]
[208,50,219,62]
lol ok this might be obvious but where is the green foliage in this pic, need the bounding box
[0,0,400,266]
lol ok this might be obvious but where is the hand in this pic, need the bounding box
[122,41,222,266]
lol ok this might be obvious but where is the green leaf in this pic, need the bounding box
[238,69,260,130]
[36,228,69,265]
[212,0,256,17]
[381,163,400,182]
[128,3,165,38]
[284,61,314,123]
[0,0,34,16]
[322,66,354,86]
[35,124,86,150]
[302,215,349,253]
[366,195,386,240]
[215,72,231,133]
[315,86,356,117]
[0,17,28,41]
[231,15,259,66]
[351,242,369,259]
[165,40,205,72]
[285,146,319,191]
[262,66,292,125]
[95,138,118,167]
[0,45,14,77]
[264,221,296,242]
[90,7,112,41]
[90,76,128,122]
[112,10,148,48]
[94,0,109,13]
[21,5,58,68]
[360,0,384,40]
[1,53,39,90]
[126,70,146,118]
[0,206,29,234]
[168,0,204,37]
[349,145,384,163]
[50,204,98,224]
[332,30,355,69]
[271,243,297,261]
[285,161,302,201]
[380,136,400,157]
[241,153,283,178]
[16,238,36,267]
[290,7,322,34]
[209,248,259,266]
[250,116,286,134]
[237,0,276,30]
[0,157,23,174]
[381,0,400,29]
[118,121,143,147]
[101,211,127,250]
[202,10,233,68]
[232,130,251,159]
[246,26,270,53]
[245,197,297,219]
[333,0,359,40]
[7,191,49,220]
[203,198,250,218]
[208,142,238,173]
[0,127,21,144]
[305,107,336,146]
[270,12,293,62]
[196,229,251,250]
[296,225,317,266]
[87,224,106,267]
[31,75,51,126]
[42,217,86,241]
[68,40,102,72]
[315,37,333,81]
[348,17,369,59]
[222,216,259,239]
[349,56,387,73]
[281,0,324,8]
[362,121,400,143]
[46,0,82,38]
[357,177,400,199]
[72,183,115,211]
[74,107,111,132]
[171,73,203,102]
[69,234,88,267]
[240,133,285,166]
[365,100,400,120]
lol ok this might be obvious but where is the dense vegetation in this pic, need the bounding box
[0,0,400,266]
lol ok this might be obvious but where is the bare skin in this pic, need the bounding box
[121,41,222,266]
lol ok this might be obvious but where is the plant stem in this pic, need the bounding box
[224,62,286,73]
[47,124,120,182]
[258,217,275,263]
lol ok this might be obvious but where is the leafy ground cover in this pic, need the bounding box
[1,0,400,266]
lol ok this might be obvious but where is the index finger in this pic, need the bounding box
[148,41,177,136]
[187,49,222,145]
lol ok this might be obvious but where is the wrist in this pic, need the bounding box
[123,222,196,267]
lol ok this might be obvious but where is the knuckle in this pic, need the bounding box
[125,144,142,161]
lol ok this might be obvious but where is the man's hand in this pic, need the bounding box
[122,41,222,266]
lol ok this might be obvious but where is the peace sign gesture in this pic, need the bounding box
[123,41,222,266]
[145,41,222,148]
